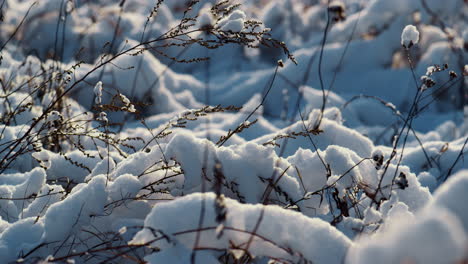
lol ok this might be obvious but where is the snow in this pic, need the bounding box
[218,10,246,32]
[432,170,468,232]
[42,175,108,242]
[0,0,466,263]
[197,5,214,29]
[97,112,108,123]
[0,218,45,263]
[93,81,103,105]
[108,173,142,203]
[131,193,351,264]
[165,132,303,203]
[401,25,420,48]
[347,207,467,264]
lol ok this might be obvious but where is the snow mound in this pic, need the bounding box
[347,206,467,264]
[131,192,352,263]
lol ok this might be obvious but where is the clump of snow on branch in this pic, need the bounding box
[218,10,246,32]
[401,25,420,48]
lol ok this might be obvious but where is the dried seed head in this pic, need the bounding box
[97,112,108,123]
[421,75,436,88]
[328,1,346,22]
[371,149,384,170]
[277,59,284,68]
[395,172,409,190]
[449,71,457,79]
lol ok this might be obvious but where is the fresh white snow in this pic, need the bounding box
[0,0,466,263]
[401,25,420,48]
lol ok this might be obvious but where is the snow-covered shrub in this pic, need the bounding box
[0,0,466,263]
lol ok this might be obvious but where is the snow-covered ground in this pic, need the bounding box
[0,0,466,263]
